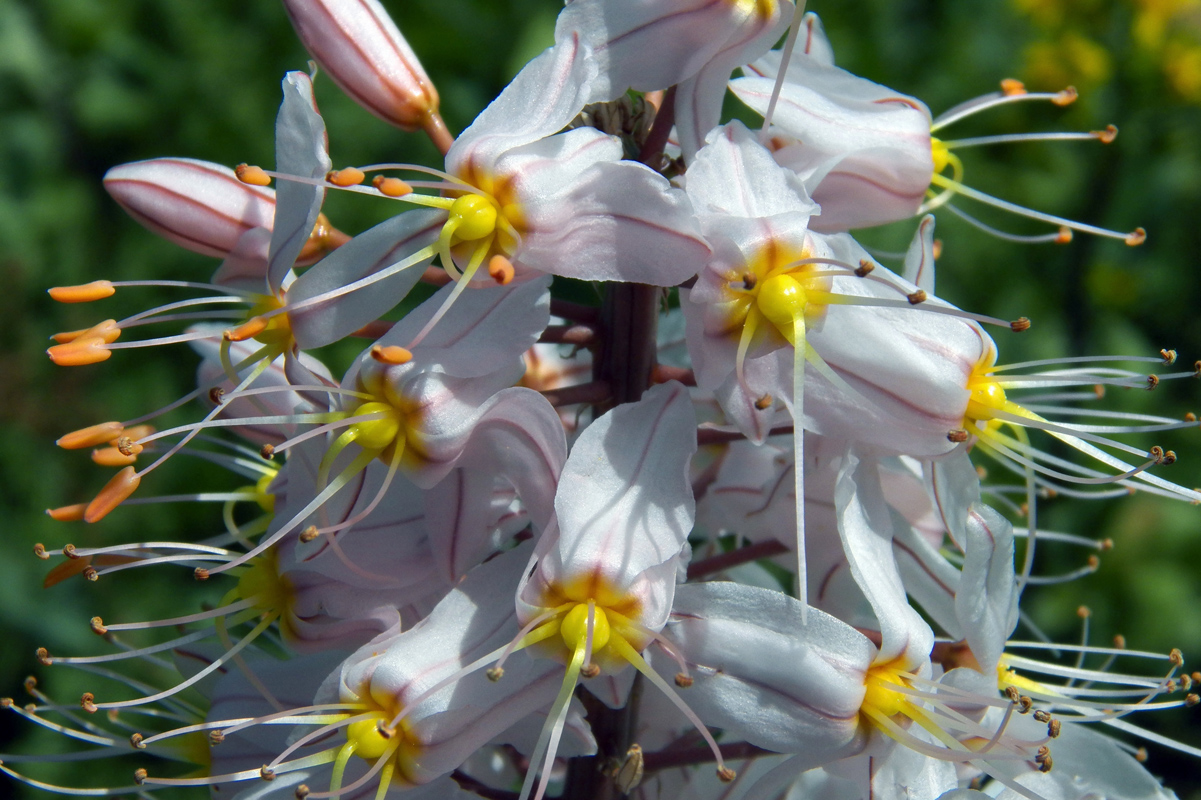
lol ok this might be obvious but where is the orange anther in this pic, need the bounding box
[1000,78,1027,96]
[932,239,943,260]
[1055,227,1073,244]
[1053,86,1078,106]
[372,175,412,197]
[57,421,124,450]
[1125,227,1147,246]
[43,557,94,588]
[326,167,366,187]
[488,255,515,285]
[118,425,152,443]
[84,466,141,523]
[91,447,138,468]
[370,344,413,365]
[46,504,87,522]
[1094,124,1118,144]
[48,281,115,304]
[235,164,272,186]
[225,316,269,342]
[52,319,122,346]
[47,337,112,366]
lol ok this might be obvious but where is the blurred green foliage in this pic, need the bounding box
[1,0,1199,797]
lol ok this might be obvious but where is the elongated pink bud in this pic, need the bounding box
[104,158,276,259]
[281,0,449,148]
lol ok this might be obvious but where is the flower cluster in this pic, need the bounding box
[9,2,1200,800]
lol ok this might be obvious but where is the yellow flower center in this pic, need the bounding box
[724,241,832,348]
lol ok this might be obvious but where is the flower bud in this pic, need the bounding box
[281,0,443,136]
[104,158,276,260]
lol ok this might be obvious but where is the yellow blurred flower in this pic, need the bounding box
[1023,31,1113,90]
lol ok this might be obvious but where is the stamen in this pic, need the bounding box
[235,163,272,186]
[945,203,1073,245]
[931,84,1078,132]
[83,467,141,523]
[372,175,412,197]
[326,167,366,187]
[47,337,112,366]
[370,345,412,365]
[57,422,125,451]
[758,0,808,138]
[48,281,115,303]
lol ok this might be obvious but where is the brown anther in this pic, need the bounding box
[1093,124,1118,144]
[754,393,773,410]
[134,768,148,785]
[1094,384,1106,398]
[1001,78,1027,96]
[1053,85,1078,105]
[36,648,51,666]
[0,697,11,708]
[63,543,80,559]
[1161,348,1177,365]
[210,730,225,745]
[1019,696,1033,714]
[260,444,275,460]
[90,616,108,635]
[114,436,141,457]
[1055,227,1073,244]
[947,429,970,443]
[33,543,48,559]
[854,259,875,277]
[84,466,141,523]
[932,239,943,259]
[1193,671,1201,683]
[23,676,37,692]
[225,315,269,342]
[370,344,413,365]
[907,289,927,305]
[717,766,737,783]
[299,525,320,543]
[49,280,116,304]
[486,666,504,682]
[46,504,86,522]
[1115,634,1128,649]
[1034,709,1051,723]
[1047,719,1061,738]
[1162,450,1177,465]
[1147,374,1160,389]
[674,673,694,688]
[83,567,98,581]
[295,784,311,800]
[488,255,515,286]
[1170,648,1184,667]
[235,164,272,186]
[372,175,412,197]
[47,336,113,366]
[1039,754,1053,773]
[742,273,757,289]
[326,167,366,187]
[1102,539,1115,552]
[1186,693,1199,707]
[976,465,988,478]
[1186,413,1197,423]
[1005,686,1021,703]
[57,421,124,450]
[1035,746,1050,762]
[375,722,394,739]
[1125,227,1147,246]
[1135,747,1148,762]
[130,732,145,749]
[260,765,277,780]
[1010,317,1031,332]
[208,386,226,404]
[81,692,97,713]
[581,663,601,679]
[1181,675,1193,691]
[195,568,210,581]
[1077,605,1091,619]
